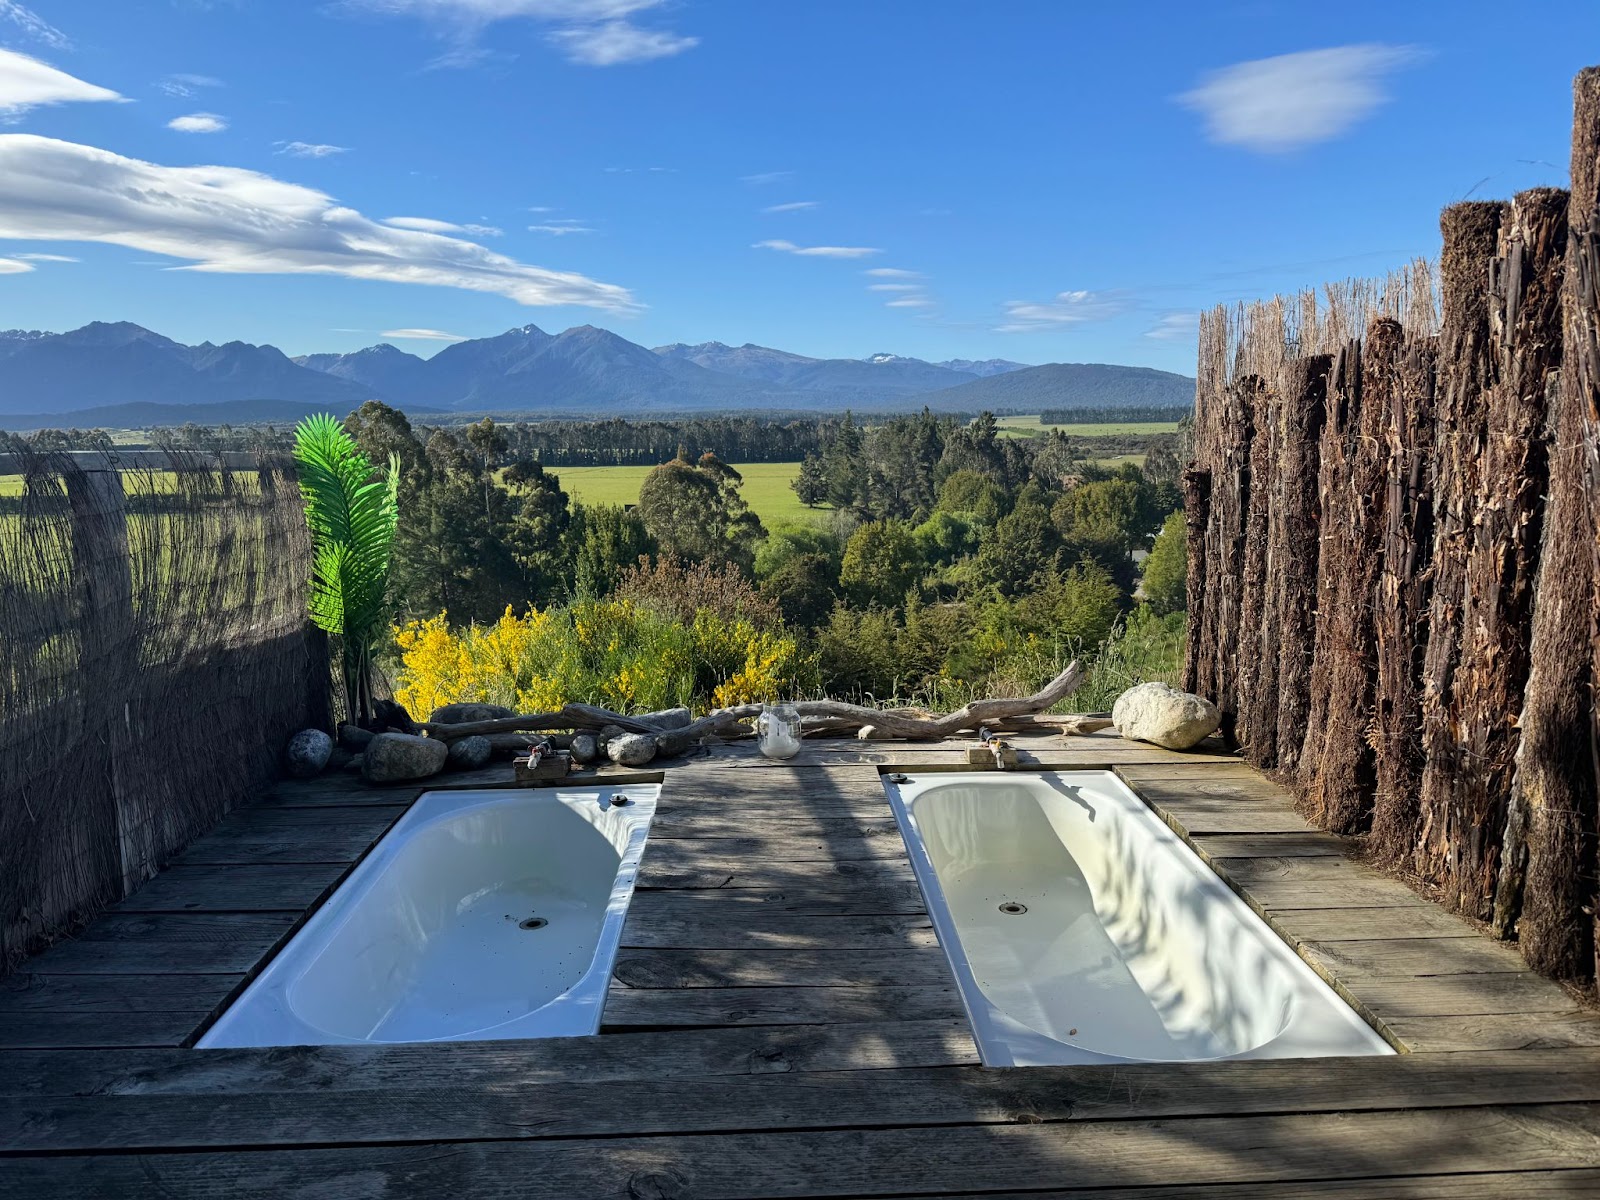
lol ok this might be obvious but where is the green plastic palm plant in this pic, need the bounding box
[292,414,400,726]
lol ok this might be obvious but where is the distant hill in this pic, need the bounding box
[0,322,372,417]
[0,399,335,431]
[914,362,1196,412]
[0,320,1195,423]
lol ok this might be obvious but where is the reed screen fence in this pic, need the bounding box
[1185,67,1600,987]
[0,447,329,970]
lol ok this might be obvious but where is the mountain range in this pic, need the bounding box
[0,320,1195,427]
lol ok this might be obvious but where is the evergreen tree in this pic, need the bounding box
[792,453,828,507]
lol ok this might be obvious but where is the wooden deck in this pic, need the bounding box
[4,731,1600,1197]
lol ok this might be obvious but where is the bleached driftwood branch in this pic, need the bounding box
[419,661,1087,744]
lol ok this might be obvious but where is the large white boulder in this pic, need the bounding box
[1112,682,1221,750]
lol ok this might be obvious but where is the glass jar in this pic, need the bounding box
[757,703,803,760]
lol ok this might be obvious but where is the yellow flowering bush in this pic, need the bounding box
[391,600,815,717]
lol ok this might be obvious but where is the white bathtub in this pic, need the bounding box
[198,784,659,1048]
[883,771,1392,1066]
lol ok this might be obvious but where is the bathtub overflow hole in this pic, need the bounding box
[998,902,1028,915]
[518,917,549,931]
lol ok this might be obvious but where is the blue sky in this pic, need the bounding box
[0,1,1594,374]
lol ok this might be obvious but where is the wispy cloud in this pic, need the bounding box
[762,200,817,213]
[756,238,879,259]
[529,219,593,235]
[0,48,123,118]
[0,134,638,310]
[868,283,919,292]
[276,140,347,158]
[381,327,469,341]
[1145,311,1200,340]
[13,251,76,261]
[345,1,698,67]
[167,112,228,133]
[996,289,1130,333]
[886,297,935,309]
[863,267,922,279]
[1178,44,1423,153]
[157,73,222,98]
[549,19,696,65]
[384,215,502,237]
[0,2,68,49]
[0,256,33,273]
[741,170,793,185]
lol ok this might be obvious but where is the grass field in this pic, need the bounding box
[550,461,834,528]
[995,415,1181,438]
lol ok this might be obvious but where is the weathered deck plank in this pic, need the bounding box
[8,1103,1600,1199]
[7,731,1599,1197]
[10,1049,1600,1154]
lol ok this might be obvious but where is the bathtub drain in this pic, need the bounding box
[518,917,549,930]
[998,902,1028,915]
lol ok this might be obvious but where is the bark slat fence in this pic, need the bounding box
[0,448,329,970]
[1186,67,1600,987]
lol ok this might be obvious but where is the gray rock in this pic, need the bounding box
[284,728,333,778]
[1112,682,1221,750]
[326,746,355,772]
[607,733,658,767]
[362,732,449,784]
[570,732,601,765]
[599,724,627,744]
[639,707,692,730]
[445,735,493,770]
[338,723,374,752]
[344,753,365,773]
[653,728,697,759]
[428,702,515,726]
[486,732,537,759]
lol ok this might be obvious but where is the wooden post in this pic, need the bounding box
[1416,201,1507,885]
[1303,327,1393,833]
[1438,187,1566,921]
[1180,465,1211,696]
[1369,334,1440,863]
[64,465,139,899]
[1271,355,1330,776]
[1232,376,1276,766]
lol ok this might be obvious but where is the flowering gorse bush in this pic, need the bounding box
[392,599,815,717]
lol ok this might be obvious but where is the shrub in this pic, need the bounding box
[1140,510,1187,614]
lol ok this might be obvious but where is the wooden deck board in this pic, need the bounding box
[4,730,1598,1197]
[9,1104,1600,1199]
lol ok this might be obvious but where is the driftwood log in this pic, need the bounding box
[420,662,1088,744]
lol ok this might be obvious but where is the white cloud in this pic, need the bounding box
[0,134,637,310]
[384,215,503,236]
[382,327,469,341]
[0,2,68,49]
[276,140,348,158]
[0,48,123,117]
[347,1,697,67]
[168,112,228,133]
[886,297,935,309]
[549,19,696,65]
[13,251,76,261]
[158,73,222,98]
[0,256,34,273]
[863,267,921,279]
[529,220,593,234]
[762,201,817,213]
[741,170,793,185]
[1178,44,1422,153]
[756,238,880,259]
[996,289,1129,333]
[1145,311,1200,340]
[868,283,919,292]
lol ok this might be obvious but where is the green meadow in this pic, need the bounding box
[548,461,835,528]
[995,414,1182,438]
